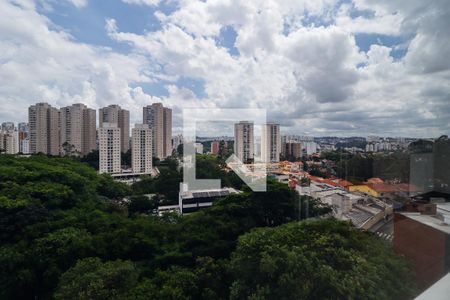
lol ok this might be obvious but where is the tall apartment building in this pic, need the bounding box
[163,107,172,157]
[143,103,172,159]
[282,141,302,160]
[211,141,220,155]
[98,123,121,174]
[99,105,130,153]
[131,124,152,174]
[60,103,96,156]
[0,131,18,154]
[18,122,30,154]
[28,102,60,155]
[234,121,254,164]
[261,123,281,163]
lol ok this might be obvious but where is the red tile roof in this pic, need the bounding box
[366,177,384,184]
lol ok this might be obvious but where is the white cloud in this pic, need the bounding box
[0,0,153,125]
[1,0,449,137]
[66,0,88,8]
[121,0,161,6]
[335,3,402,35]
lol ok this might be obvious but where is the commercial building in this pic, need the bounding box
[131,124,152,174]
[99,105,130,153]
[261,122,281,163]
[28,102,60,155]
[60,103,96,155]
[234,121,254,164]
[143,103,172,159]
[98,123,121,174]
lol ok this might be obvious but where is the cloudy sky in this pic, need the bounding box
[1,0,449,137]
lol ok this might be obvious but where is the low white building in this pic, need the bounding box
[179,183,240,214]
[194,143,203,154]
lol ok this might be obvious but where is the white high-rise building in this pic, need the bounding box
[28,102,60,155]
[234,121,254,164]
[132,124,153,174]
[18,122,29,154]
[305,142,318,155]
[99,105,130,153]
[60,103,96,156]
[20,139,29,154]
[194,143,204,154]
[98,123,121,174]
[143,103,172,159]
[0,130,18,154]
[261,123,281,163]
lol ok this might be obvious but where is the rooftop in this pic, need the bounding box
[398,212,450,235]
[180,187,240,200]
[415,272,450,300]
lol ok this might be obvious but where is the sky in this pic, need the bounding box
[1,0,449,137]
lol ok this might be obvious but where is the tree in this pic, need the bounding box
[128,195,158,216]
[0,155,418,299]
[61,142,78,156]
[80,150,99,170]
[229,219,416,300]
[54,258,139,300]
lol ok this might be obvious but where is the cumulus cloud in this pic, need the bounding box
[0,0,152,124]
[121,0,160,6]
[1,0,449,137]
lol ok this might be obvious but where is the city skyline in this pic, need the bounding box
[1,1,449,138]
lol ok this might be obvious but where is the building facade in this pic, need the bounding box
[282,141,302,160]
[0,130,18,154]
[98,123,121,174]
[99,105,130,153]
[211,141,220,155]
[60,103,96,156]
[18,122,29,154]
[131,124,152,174]
[28,102,60,155]
[143,103,172,159]
[394,208,450,289]
[163,107,172,157]
[234,121,254,164]
[261,122,281,162]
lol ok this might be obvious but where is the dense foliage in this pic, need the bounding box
[131,155,243,204]
[0,155,416,299]
[321,150,410,183]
